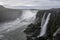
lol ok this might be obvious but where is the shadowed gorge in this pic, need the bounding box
[0,5,60,40]
[0,5,22,22]
[0,5,38,40]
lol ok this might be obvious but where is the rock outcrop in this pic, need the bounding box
[24,9,60,40]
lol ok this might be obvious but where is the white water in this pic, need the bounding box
[41,12,46,28]
[53,27,60,36]
[0,10,38,33]
[37,13,51,37]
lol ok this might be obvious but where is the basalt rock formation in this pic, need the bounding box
[24,9,60,40]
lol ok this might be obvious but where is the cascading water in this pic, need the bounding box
[37,13,51,37]
[41,12,46,28]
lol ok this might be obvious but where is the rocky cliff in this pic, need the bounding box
[24,9,60,40]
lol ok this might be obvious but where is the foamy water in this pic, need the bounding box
[0,10,38,33]
[37,13,51,37]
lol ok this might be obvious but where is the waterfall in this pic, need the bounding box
[37,13,51,37]
[41,12,46,28]
[21,10,37,22]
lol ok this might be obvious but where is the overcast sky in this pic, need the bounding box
[0,0,60,9]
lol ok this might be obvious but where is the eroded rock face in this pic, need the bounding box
[24,9,60,40]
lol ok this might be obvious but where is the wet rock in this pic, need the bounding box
[24,9,60,40]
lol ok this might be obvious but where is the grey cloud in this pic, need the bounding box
[50,0,60,1]
[0,0,60,9]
